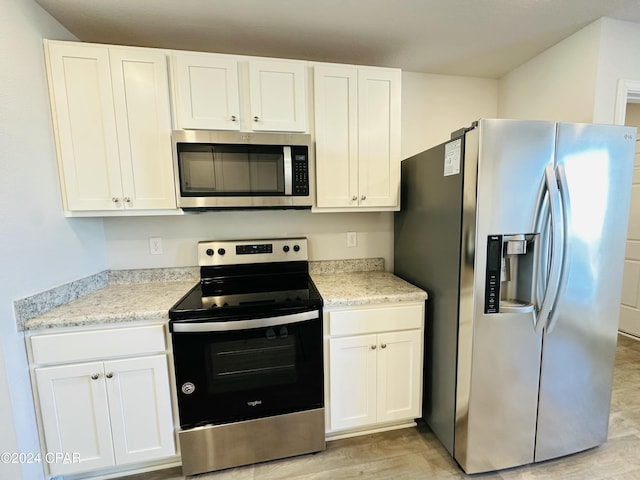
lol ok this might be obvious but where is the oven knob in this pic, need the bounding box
[293,244,300,252]
[181,382,196,395]
[206,248,214,256]
[217,248,226,255]
[283,245,290,253]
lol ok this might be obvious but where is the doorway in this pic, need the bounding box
[615,79,640,338]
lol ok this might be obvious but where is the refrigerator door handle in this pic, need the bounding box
[534,164,564,333]
[533,185,549,329]
[545,165,570,333]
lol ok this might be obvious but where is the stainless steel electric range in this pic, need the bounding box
[169,238,325,476]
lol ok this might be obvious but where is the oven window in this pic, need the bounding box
[177,144,285,196]
[172,315,323,428]
[206,326,296,394]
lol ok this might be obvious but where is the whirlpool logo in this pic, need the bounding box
[247,400,263,407]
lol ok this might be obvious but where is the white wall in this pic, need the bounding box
[104,211,394,269]
[593,18,640,124]
[0,1,107,478]
[401,72,498,158]
[497,19,602,123]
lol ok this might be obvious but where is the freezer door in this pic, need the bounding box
[534,123,636,461]
[394,135,466,455]
[456,119,555,473]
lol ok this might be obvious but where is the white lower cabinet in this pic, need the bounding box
[29,325,175,477]
[325,303,424,436]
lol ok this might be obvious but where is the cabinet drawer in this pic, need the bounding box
[31,324,166,365]
[328,303,423,336]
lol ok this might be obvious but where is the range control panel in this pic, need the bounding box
[198,238,308,266]
[485,235,502,314]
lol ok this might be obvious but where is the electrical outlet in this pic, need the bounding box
[347,231,357,248]
[149,237,163,255]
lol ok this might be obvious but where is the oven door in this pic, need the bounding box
[171,309,323,429]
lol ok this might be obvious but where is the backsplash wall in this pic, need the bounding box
[104,210,394,270]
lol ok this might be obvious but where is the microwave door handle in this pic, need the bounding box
[283,146,293,195]
[172,310,319,332]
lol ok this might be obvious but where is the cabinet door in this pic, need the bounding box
[376,330,422,423]
[328,334,377,430]
[314,65,359,208]
[35,362,114,476]
[357,67,401,208]
[46,42,123,211]
[248,59,307,132]
[105,355,175,465]
[171,53,240,130]
[110,48,176,210]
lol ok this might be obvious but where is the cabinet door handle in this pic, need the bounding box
[105,372,114,379]
[253,116,259,122]
[112,197,120,203]
[361,195,367,201]
[352,195,358,201]
[124,197,131,204]
[90,373,100,380]
[371,345,377,350]
[231,115,237,122]
[380,343,387,349]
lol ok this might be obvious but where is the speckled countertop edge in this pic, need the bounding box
[15,267,199,331]
[16,260,426,331]
[21,281,197,331]
[311,271,427,308]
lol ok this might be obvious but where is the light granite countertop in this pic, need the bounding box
[21,281,196,331]
[17,260,426,331]
[311,271,427,308]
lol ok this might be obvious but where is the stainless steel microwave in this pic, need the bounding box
[172,130,314,209]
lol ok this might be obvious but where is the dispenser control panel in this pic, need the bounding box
[485,235,502,314]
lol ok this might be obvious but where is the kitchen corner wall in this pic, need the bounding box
[103,72,498,272]
[497,19,602,123]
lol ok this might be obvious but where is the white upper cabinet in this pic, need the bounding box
[313,65,359,208]
[171,53,241,130]
[171,54,308,132]
[45,41,176,215]
[314,64,401,211]
[248,59,307,132]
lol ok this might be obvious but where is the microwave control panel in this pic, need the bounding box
[292,146,309,196]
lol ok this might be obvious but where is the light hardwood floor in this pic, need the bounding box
[123,334,640,480]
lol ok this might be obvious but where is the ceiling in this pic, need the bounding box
[34,0,640,79]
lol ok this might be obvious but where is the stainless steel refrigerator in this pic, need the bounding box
[394,119,636,473]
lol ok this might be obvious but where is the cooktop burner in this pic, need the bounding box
[169,238,322,322]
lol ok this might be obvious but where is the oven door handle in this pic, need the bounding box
[172,309,320,332]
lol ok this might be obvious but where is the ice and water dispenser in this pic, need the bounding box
[484,234,538,314]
